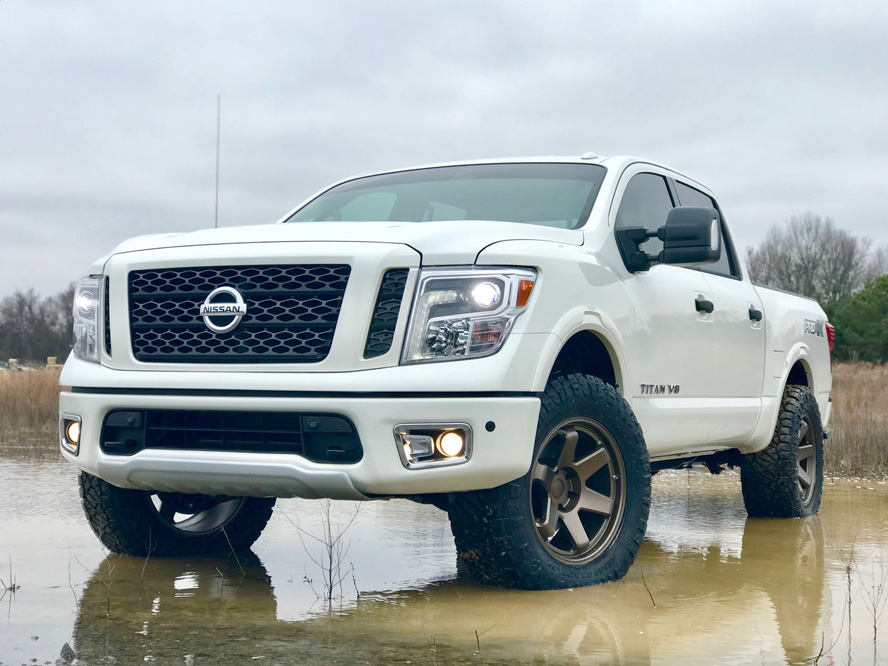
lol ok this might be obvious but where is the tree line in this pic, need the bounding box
[0,285,74,364]
[746,212,887,363]
[0,213,885,364]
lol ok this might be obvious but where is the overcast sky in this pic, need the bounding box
[2,1,887,296]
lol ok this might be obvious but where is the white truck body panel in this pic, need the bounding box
[60,155,832,499]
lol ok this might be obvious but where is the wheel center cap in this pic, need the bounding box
[551,478,566,498]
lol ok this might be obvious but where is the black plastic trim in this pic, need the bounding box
[100,408,363,463]
[103,277,112,357]
[73,386,538,399]
[363,268,409,359]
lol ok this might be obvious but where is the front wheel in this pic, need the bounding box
[449,374,651,590]
[79,472,276,556]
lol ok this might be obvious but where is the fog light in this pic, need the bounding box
[60,415,81,455]
[394,423,473,469]
[437,431,465,457]
[66,420,81,445]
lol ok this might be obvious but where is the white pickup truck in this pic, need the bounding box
[59,155,834,590]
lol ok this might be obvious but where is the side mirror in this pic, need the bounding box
[615,206,720,273]
[658,206,720,265]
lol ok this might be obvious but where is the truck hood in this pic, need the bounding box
[108,221,583,265]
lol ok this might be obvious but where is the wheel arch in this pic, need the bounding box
[532,308,628,394]
[780,343,814,394]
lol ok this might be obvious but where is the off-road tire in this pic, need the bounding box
[79,472,276,556]
[448,374,651,590]
[741,385,824,518]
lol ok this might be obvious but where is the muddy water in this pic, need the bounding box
[1,453,886,666]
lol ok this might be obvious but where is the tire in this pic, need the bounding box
[79,472,276,556]
[741,385,824,518]
[448,374,651,590]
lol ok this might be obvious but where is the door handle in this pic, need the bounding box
[695,297,714,313]
[749,306,763,321]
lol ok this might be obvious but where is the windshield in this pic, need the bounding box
[285,163,607,230]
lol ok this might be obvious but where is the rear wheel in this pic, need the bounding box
[449,374,650,589]
[79,472,276,556]
[741,385,824,518]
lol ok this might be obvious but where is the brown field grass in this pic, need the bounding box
[825,363,888,478]
[0,367,63,448]
[0,363,885,476]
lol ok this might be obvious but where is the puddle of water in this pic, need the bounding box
[1,452,887,665]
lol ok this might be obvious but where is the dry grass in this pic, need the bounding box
[0,363,885,475]
[0,367,64,448]
[826,363,888,478]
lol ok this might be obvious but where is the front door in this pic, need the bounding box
[612,169,719,457]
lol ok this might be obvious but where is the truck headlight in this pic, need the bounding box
[73,276,101,363]
[402,268,536,363]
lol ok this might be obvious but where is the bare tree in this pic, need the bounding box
[0,289,48,361]
[0,284,75,362]
[746,213,886,310]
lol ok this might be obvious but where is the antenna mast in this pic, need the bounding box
[214,94,221,228]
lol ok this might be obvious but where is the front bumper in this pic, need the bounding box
[59,389,540,500]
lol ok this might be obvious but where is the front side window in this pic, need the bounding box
[614,173,675,256]
[286,163,607,230]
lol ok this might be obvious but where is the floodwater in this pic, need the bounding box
[1,449,886,666]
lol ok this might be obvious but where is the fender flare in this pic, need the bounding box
[531,306,630,394]
[780,342,814,394]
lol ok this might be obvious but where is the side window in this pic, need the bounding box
[674,182,736,278]
[614,173,674,256]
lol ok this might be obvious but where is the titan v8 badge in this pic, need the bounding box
[199,286,248,333]
[640,384,680,395]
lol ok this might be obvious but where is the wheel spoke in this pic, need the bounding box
[798,443,815,464]
[535,497,560,539]
[555,429,579,470]
[798,420,809,442]
[577,489,615,516]
[574,447,610,482]
[561,510,590,552]
[798,465,812,489]
[158,499,176,522]
[532,463,554,485]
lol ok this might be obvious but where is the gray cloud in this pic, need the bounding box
[2,0,887,295]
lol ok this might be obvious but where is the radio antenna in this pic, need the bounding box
[214,94,221,228]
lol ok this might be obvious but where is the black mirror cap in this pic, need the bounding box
[658,206,721,265]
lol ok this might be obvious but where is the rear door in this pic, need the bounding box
[670,179,766,445]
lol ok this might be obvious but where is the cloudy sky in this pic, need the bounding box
[2,1,887,296]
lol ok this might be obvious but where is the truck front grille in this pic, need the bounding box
[100,409,363,463]
[128,264,350,364]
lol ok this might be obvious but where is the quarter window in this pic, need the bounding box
[674,182,736,278]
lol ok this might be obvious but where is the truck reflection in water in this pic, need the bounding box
[71,515,828,666]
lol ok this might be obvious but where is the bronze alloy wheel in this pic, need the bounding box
[150,492,246,534]
[796,417,817,505]
[530,417,627,564]
[740,385,823,519]
[448,374,649,589]
[79,472,276,556]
